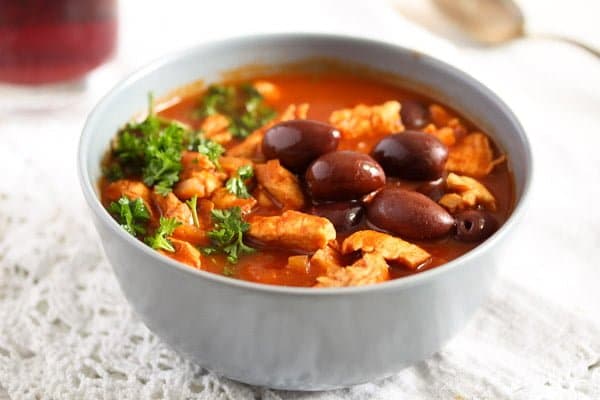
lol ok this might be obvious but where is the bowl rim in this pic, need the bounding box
[78,32,533,296]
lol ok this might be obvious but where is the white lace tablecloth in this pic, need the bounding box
[1,1,599,399]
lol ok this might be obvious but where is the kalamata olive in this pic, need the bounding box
[367,187,454,240]
[455,210,498,242]
[400,100,429,129]
[305,151,386,201]
[372,131,448,181]
[262,119,341,171]
[417,177,446,202]
[309,202,364,232]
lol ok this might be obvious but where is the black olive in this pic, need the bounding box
[455,210,499,242]
[372,131,448,181]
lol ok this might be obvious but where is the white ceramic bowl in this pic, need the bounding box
[78,34,532,390]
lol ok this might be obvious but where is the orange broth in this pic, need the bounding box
[154,71,514,286]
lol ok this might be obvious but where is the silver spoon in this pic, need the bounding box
[431,0,600,57]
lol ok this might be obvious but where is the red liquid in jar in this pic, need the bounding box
[0,0,117,84]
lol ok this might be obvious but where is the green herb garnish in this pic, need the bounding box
[186,195,200,228]
[108,196,150,237]
[112,93,185,195]
[145,217,181,252]
[222,265,235,277]
[195,83,276,139]
[196,136,225,168]
[225,165,254,199]
[203,207,254,263]
[102,163,124,182]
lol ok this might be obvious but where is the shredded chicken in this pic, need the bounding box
[329,101,403,139]
[254,159,305,210]
[439,173,497,212]
[102,179,153,211]
[253,80,280,102]
[199,114,232,145]
[248,211,336,252]
[253,187,276,209]
[315,253,389,288]
[180,151,215,180]
[446,133,506,177]
[310,244,344,276]
[172,224,209,247]
[423,124,456,147]
[429,104,453,127]
[174,170,224,201]
[210,187,257,213]
[160,238,201,269]
[341,230,431,269]
[151,190,192,224]
[219,156,253,177]
[227,103,309,158]
[286,255,310,274]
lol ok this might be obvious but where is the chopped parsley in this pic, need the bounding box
[102,163,124,182]
[225,165,254,199]
[185,195,200,228]
[145,217,181,252]
[196,136,225,168]
[195,83,276,139]
[108,196,150,237]
[112,93,185,195]
[222,265,235,277]
[203,207,254,263]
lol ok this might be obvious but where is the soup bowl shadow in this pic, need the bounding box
[78,33,532,390]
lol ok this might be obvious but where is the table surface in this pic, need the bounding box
[0,1,599,399]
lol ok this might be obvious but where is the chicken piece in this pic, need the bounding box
[446,133,506,177]
[253,187,276,209]
[329,101,403,139]
[429,104,454,127]
[197,199,215,227]
[423,124,456,147]
[160,238,201,269]
[200,113,232,145]
[210,187,257,213]
[254,159,305,210]
[437,193,464,213]
[102,179,152,207]
[172,224,209,247]
[310,244,344,276]
[248,211,336,253]
[180,151,215,180]
[152,190,192,224]
[227,103,309,158]
[315,253,389,288]
[439,173,496,212]
[219,156,253,177]
[341,230,431,269]
[447,118,468,141]
[253,80,280,102]
[174,170,224,201]
[286,255,310,275]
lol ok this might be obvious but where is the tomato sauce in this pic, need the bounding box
[156,71,515,286]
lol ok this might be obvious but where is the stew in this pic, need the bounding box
[99,69,514,287]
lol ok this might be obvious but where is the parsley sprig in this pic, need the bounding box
[145,217,182,252]
[112,93,185,195]
[185,195,200,228]
[196,136,225,168]
[203,207,254,263]
[195,84,276,139]
[108,196,150,237]
[225,165,254,199]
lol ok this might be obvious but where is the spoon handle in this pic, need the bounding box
[527,32,600,58]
